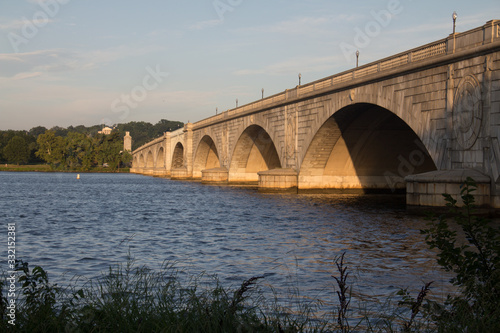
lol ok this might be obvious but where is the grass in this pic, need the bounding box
[0,164,52,172]
[0,254,440,333]
[0,164,129,173]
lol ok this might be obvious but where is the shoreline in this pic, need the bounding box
[0,164,130,173]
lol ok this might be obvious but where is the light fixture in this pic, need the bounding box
[452,11,457,34]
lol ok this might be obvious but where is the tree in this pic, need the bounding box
[29,126,48,138]
[3,136,30,165]
[65,132,93,170]
[36,131,66,169]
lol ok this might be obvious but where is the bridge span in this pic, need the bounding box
[131,20,500,209]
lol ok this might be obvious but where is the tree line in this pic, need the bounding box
[0,119,183,169]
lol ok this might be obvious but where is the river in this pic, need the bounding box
[1,172,454,320]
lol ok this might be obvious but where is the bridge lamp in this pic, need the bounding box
[452,11,457,34]
[356,50,359,68]
[298,73,302,86]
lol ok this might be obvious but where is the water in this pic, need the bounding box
[1,172,453,317]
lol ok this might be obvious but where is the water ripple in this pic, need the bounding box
[0,172,460,312]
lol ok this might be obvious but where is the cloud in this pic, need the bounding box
[0,45,162,79]
[235,14,362,36]
[0,19,26,31]
[189,19,223,31]
[0,16,54,31]
[0,49,80,78]
[233,55,344,76]
[12,71,43,80]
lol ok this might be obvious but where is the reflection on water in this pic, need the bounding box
[1,172,454,316]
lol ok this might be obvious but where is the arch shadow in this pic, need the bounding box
[229,125,281,183]
[299,103,437,192]
[193,135,220,178]
[172,143,184,169]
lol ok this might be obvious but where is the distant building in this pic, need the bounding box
[124,132,132,152]
[98,126,113,135]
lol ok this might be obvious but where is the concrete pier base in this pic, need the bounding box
[405,169,491,208]
[201,167,228,184]
[258,168,298,193]
[153,170,169,177]
[171,167,190,180]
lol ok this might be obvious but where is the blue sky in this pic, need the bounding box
[0,0,498,130]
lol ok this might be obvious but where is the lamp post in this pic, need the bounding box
[298,73,301,86]
[236,99,238,108]
[356,50,359,68]
[262,88,264,99]
[452,11,457,34]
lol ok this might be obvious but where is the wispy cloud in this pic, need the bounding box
[233,55,344,76]
[12,71,43,80]
[235,14,362,36]
[0,19,25,31]
[0,45,162,79]
[189,19,223,31]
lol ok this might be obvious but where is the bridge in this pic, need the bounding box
[130,20,500,209]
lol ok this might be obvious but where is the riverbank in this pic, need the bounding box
[0,164,130,173]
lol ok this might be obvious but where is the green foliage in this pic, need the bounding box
[3,136,30,165]
[0,119,183,165]
[35,130,67,169]
[1,258,323,332]
[35,130,132,171]
[421,177,500,332]
[0,131,38,164]
[10,260,75,332]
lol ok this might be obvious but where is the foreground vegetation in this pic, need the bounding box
[1,178,498,332]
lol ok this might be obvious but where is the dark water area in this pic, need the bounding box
[1,172,455,317]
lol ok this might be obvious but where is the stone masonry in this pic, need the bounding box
[130,21,500,209]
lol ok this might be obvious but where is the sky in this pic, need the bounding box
[0,0,498,130]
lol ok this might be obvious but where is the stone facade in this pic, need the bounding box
[123,132,132,152]
[131,21,500,209]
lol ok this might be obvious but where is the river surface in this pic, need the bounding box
[1,172,455,318]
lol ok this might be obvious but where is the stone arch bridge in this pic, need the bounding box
[131,21,500,209]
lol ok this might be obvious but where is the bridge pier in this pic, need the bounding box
[201,167,228,184]
[258,168,298,193]
[405,169,492,208]
[171,167,190,180]
[153,170,169,177]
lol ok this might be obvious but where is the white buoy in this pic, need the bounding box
[77,174,80,180]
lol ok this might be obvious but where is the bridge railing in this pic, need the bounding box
[189,20,498,131]
[132,127,185,154]
[192,39,451,130]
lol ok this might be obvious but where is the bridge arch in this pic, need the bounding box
[171,142,184,169]
[299,103,437,192]
[139,153,145,168]
[193,135,220,178]
[156,147,165,168]
[146,150,154,168]
[229,124,281,182]
[298,90,440,170]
